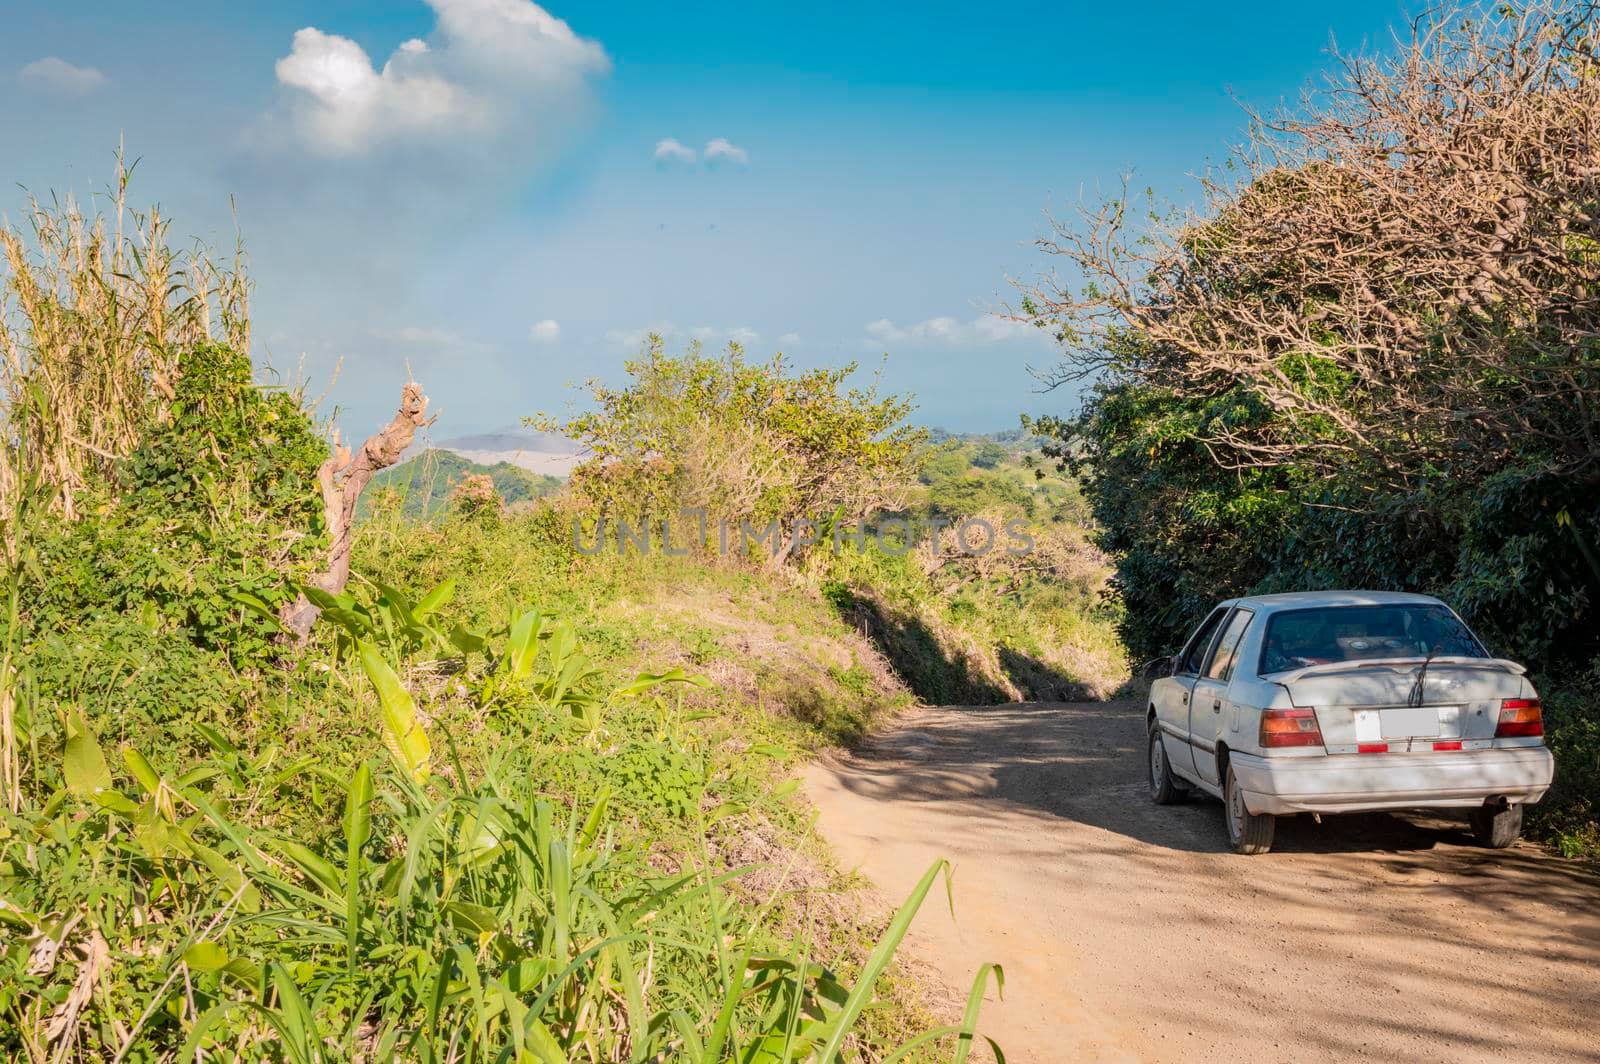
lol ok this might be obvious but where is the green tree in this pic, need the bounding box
[540,337,924,563]
[1025,1,1600,665]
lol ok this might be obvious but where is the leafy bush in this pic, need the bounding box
[541,337,925,564]
[1533,672,1600,854]
[17,340,328,755]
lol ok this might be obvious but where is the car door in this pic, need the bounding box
[1156,607,1229,779]
[1189,607,1256,787]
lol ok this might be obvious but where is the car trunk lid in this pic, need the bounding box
[1274,657,1526,752]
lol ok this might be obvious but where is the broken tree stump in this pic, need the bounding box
[278,381,430,647]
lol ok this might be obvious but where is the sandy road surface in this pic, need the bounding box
[803,700,1600,1063]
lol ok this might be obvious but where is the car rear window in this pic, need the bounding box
[1259,604,1486,675]
[1205,608,1254,681]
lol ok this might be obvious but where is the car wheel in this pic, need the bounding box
[1224,764,1275,855]
[1148,721,1185,805]
[1469,802,1523,849]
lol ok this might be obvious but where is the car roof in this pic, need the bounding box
[1225,590,1445,613]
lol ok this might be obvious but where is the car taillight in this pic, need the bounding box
[1495,698,1543,738]
[1260,708,1324,748]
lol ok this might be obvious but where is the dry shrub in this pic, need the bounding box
[450,472,501,513]
[913,505,1111,601]
[1026,0,1600,489]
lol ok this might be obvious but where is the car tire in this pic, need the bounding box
[1148,721,1185,805]
[1469,802,1523,849]
[1224,764,1275,855]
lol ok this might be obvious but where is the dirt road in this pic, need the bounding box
[803,700,1600,1063]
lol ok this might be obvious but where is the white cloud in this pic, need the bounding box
[651,137,748,169]
[17,57,107,95]
[529,318,561,342]
[864,314,1041,347]
[272,0,609,156]
[274,28,480,154]
[653,137,697,164]
[703,137,749,165]
[604,324,664,350]
[607,323,762,350]
[688,324,758,346]
[778,332,802,347]
[427,0,607,78]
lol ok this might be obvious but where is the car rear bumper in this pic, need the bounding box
[1229,747,1555,816]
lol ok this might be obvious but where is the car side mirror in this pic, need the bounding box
[1142,654,1178,680]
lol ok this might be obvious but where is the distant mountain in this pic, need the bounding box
[420,426,583,477]
[365,449,563,519]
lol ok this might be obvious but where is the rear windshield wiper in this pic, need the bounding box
[1407,643,1441,707]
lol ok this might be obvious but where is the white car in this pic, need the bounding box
[1148,591,1555,854]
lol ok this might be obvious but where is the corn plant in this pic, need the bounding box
[0,154,250,521]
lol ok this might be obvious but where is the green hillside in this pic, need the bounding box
[365,447,562,518]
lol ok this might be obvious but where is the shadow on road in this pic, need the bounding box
[833,698,1600,898]
[812,699,1600,1063]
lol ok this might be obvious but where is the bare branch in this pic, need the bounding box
[1019,0,1600,492]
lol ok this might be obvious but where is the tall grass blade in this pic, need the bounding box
[703,943,752,1063]
[415,579,455,617]
[953,962,1004,1064]
[503,608,544,682]
[818,858,951,1063]
[343,762,372,973]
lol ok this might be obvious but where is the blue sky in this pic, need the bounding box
[2,0,1412,436]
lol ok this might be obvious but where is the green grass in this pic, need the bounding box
[2,478,997,1059]
[5,704,984,1060]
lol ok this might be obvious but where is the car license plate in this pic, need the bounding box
[1379,706,1447,739]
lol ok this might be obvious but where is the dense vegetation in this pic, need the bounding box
[0,187,1019,1060]
[1024,0,1600,853]
[545,342,1127,704]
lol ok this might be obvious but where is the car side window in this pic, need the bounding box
[1178,608,1228,675]
[1205,608,1255,681]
